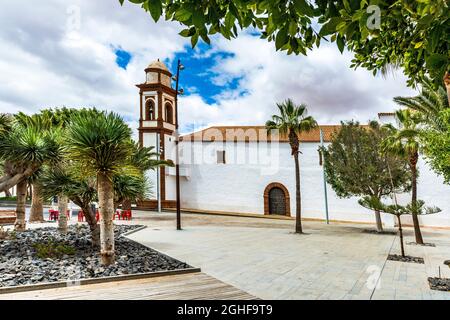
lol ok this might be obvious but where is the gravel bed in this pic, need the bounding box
[0,225,191,288]
[428,277,450,292]
[387,254,424,264]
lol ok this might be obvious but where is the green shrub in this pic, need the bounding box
[32,240,76,259]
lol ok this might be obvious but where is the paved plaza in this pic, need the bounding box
[127,211,450,300]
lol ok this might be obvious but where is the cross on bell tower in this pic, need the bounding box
[137,59,177,210]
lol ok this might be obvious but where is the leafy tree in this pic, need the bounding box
[67,110,135,265]
[322,121,411,232]
[266,99,317,233]
[120,0,449,100]
[381,109,425,244]
[359,196,440,257]
[421,109,450,184]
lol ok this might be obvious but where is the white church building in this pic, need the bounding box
[137,60,450,229]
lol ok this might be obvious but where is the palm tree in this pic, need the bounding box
[381,109,425,244]
[67,110,134,265]
[0,119,62,231]
[40,164,99,242]
[118,144,172,210]
[14,110,70,223]
[394,81,449,130]
[266,99,317,233]
[113,174,149,211]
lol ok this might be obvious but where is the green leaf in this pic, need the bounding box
[337,35,345,53]
[275,27,288,50]
[147,0,162,23]
[426,54,447,69]
[191,33,199,48]
[175,8,192,22]
[319,17,342,36]
[179,27,195,37]
[293,0,314,17]
[288,21,298,36]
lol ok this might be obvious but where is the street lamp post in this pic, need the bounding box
[173,59,184,230]
[320,129,330,224]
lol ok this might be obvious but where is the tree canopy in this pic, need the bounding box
[322,120,411,202]
[120,0,449,89]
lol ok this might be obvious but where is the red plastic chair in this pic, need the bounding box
[77,211,84,222]
[121,210,132,221]
[49,210,59,221]
[95,210,100,222]
[113,210,121,220]
[66,210,71,219]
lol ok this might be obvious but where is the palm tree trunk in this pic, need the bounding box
[82,204,100,248]
[374,209,383,232]
[14,179,27,231]
[58,195,68,234]
[444,71,450,107]
[29,183,44,222]
[410,153,424,244]
[4,189,12,197]
[294,152,302,234]
[98,173,115,265]
[397,215,405,257]
[122,198,132,211]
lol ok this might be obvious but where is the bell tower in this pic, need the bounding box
[137,59,177,209]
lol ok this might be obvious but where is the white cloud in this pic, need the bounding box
[0,1,417,136]
[0,0,188,121]
[179,32,417,129]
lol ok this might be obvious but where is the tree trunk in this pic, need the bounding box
[82,204,100,248]
[58,195,68,234]
[410,152,424,244]
[14,180,27,231]
[29,184,44,222]
[4,189,12,197]
[444,71,450,107]
[397,215,405,257]
[374,209,383,233]
[98,173,115,265]
[122,198,132,211]
[0,165,36,193]
[294,152,303,234]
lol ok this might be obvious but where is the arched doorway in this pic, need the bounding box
[264,183,290,216]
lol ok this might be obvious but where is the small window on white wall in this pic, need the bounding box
[217,150,226,164]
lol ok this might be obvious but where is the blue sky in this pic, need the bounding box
[114,42,244,105]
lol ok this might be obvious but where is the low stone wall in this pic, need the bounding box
[0,211,16,225]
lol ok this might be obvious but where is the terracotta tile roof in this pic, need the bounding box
[378,112,395,117]
[180,125,342,143]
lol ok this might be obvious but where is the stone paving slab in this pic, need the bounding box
[127,212,450,300]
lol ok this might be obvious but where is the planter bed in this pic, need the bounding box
[428,277,450,292]
[387,254,424,264]
[362,229,397,235]
[0,224,191,289]
[406,241,436,247]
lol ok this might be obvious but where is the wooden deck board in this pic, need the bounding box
[0,272,258,300]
